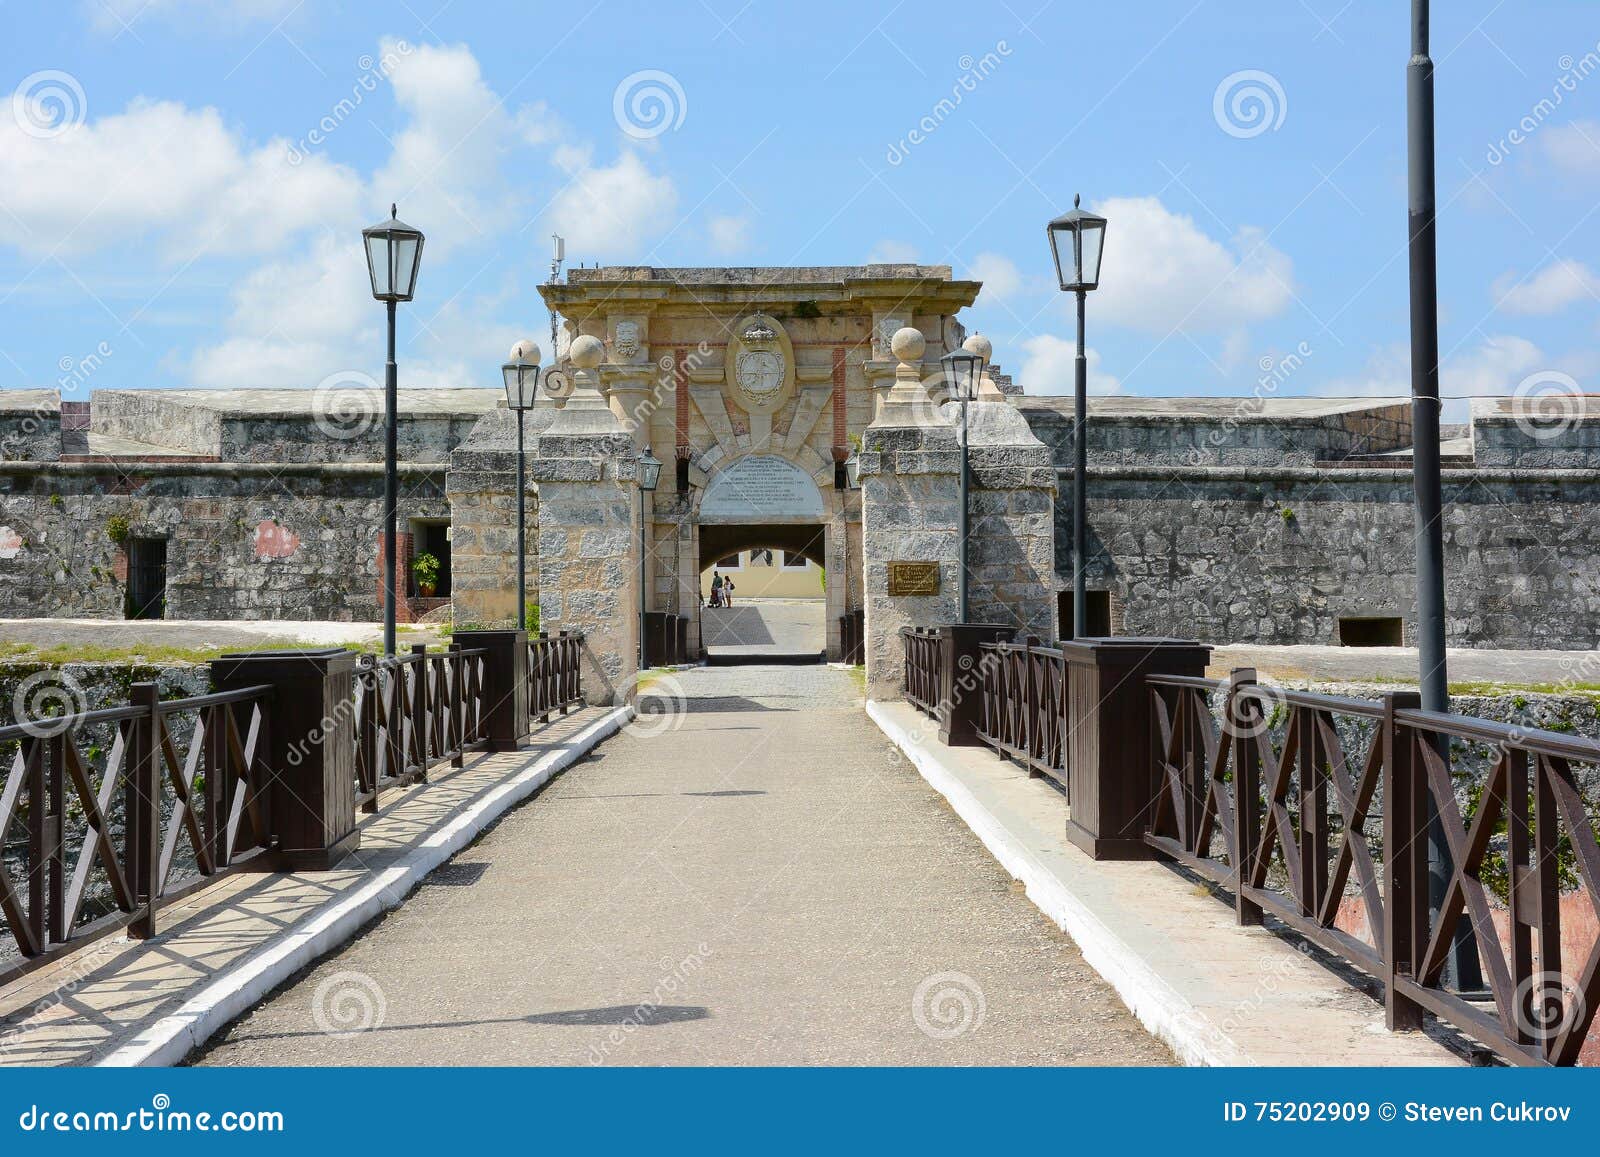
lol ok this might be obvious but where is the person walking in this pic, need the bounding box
[723,574,735,608]
[710,571,724,609]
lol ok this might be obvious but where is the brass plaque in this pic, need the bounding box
[888,561,940,597]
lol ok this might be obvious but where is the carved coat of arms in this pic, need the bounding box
[613,321,640,360]
[726,314,792,412]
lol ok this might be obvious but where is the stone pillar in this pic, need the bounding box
[960,403,1058,641]
[532,335,640,705]
[859,326,961,700]
[447,406,543,628]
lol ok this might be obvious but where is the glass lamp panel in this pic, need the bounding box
[1047,223,1072,291]
[1078,220,1105,290]
[396,235,422,299]
[365,233,392,298]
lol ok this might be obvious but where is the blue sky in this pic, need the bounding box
[3,0,1598,415]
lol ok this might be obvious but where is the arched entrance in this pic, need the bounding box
[687,454,858,665]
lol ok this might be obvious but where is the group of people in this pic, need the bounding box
[706,571,737,609]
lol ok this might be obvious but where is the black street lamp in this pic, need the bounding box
[1047,194,1107,640]
[361,204,425,658]
[842,448,862,618]
[1406,0,1481,993]
[636,447,662,669]
[941,346,986,623]
[502,339,543,632]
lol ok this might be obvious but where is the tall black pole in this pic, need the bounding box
[638,484,648,669]
[1073,288,1088,640]
[958,396,970,623]
[1407,0,1482,990]
[515,406,527,631]
[383,299,398,658]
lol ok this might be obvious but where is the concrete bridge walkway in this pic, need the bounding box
[198,665,1172,1066]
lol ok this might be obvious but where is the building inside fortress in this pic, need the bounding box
[3,263,1600,654]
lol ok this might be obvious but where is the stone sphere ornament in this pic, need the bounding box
[890,326,926,365]
[569,334,605,369]
[508,338,541,365]
[962,332,993,361]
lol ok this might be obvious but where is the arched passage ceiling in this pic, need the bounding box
[698,523,829,570]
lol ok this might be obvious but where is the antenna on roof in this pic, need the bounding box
[549,234,566,360]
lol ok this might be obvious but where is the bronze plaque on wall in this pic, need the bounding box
[887,561,941,597]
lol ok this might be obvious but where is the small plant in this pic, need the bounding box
[105,515,130,545]
[1279,507,1297,523]
[49,494,62,508]
[526,602,540,633]
[411,552,441,597]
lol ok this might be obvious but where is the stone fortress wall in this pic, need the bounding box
[3,262,1600,652]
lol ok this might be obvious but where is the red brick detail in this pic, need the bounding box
[830,346,849,461]
[376,532,417,623]
[674,347,690,457]
[112,548,128,582]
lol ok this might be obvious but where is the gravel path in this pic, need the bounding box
[197,665,1172,1066]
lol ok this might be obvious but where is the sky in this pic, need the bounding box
[2,0,1598,419]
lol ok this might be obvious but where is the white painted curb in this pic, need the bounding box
[98,706,633,1068]
[866,699,1251,1067]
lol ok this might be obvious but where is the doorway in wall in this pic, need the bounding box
[125,538,167,620]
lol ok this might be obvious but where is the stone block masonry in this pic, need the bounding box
[0,461,448,621]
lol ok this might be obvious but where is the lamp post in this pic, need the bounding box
[1406,0,1482,992]
[636,447,662,669]
[361,204,425,658]
[1047,195,1107,640]
[940,346,986,623]
[502,340,543,632]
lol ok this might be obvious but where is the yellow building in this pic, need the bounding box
[701,549,824,601]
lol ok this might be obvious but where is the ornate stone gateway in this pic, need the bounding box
[449,264,1055,701]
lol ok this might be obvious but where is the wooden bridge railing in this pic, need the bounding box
[900,627,942,719]
[975,637,1068,789]
[527,631,585,724]
[354,645,490,814]
[0,680,274,974]
[1148,668,1600,1067]
[2,634,586,977]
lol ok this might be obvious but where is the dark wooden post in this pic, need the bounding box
[1383,690,1426,1031]
[409,643,429,783]
[209,649,359,870]
[938,623,1015,746]
[1061,638,1212,860]
[449,643,466,769]
[451,629,529,750]
[1226,669,1264,926]
[126,682,161,938]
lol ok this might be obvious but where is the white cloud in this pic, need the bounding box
[0,99,362,259]
[1540,120,1600,175]
[707,214,750,256]
[1326,335,1557,399]
[1018,334,1121,396]
[968,252,1022,300]
[867,240,919,264]
[546,151,678,258]
[1089,196,1294,335]
[1494,259,1600,315]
